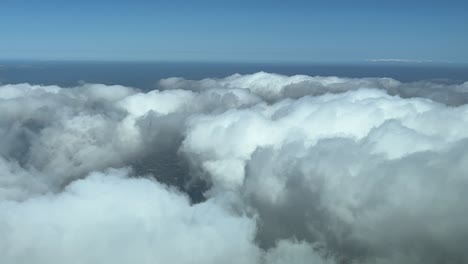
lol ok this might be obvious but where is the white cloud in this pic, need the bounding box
[366,58,433,63]
[0,169,260,264]
[1,73,468,263]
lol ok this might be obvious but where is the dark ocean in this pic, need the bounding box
[1,61,467,91]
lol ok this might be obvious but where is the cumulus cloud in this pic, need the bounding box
[0,169,260,264]
[1,72,467,263]
[158,72,468,105]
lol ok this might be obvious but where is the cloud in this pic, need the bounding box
[1,72,468,263]
[0,169,260,264]
[158,72,468,105]
[366,58,436,63]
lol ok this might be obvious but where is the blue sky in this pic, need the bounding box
[1,0,467,63]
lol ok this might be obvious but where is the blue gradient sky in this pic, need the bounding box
[1,0,467,63]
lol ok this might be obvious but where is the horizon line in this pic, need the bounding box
[1,58,467,66]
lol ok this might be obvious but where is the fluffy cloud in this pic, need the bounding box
[158,72,468,105]
[0,169,260,264]
[1,72,467,263]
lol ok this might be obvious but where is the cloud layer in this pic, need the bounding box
[1,72,468,264]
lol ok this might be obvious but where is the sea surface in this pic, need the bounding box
[1,61,467,90]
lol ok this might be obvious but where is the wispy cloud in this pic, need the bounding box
[366,58,451,63]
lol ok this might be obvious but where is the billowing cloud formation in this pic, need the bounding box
[1,72,468,264]
[158,72,468,105]
[0,169,259,264]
